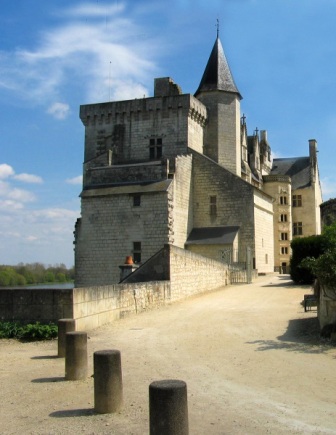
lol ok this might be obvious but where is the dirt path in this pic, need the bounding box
[1,275,336,434]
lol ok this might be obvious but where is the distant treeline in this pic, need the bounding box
[0,263,74,287]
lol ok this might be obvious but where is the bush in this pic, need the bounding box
[0,321,58,341]
[290,235,324,284]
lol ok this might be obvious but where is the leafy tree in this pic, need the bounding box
[290,235,324,284]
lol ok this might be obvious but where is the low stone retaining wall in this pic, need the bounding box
[0,245,231,330]
[0,288,73,323]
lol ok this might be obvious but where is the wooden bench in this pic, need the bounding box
[304,294,318,312]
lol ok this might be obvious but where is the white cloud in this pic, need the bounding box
[8,188,36,203]
[13,173,43,184]
[0,3,159,106]
[0,164,14,179]
[65,2,125,17]
[66,175,83,185]
[47,102,70,119]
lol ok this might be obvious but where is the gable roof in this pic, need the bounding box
[271,157,311,189]
[185,226,240,245]
[195,37,241,99]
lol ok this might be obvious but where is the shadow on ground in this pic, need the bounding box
[247,317,334,354]
[31,355,59,360]
[49,409,95,418]
[262,276,312,290]
[31,377,65,383]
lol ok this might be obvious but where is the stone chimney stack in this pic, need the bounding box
[309,139,318,182]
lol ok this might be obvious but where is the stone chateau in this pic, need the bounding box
[74,36,322,286]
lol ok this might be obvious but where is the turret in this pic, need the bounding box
[195,37,242,176]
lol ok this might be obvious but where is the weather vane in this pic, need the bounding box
[216,18,219,38]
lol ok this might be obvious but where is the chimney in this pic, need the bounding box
[119,256,139,282]
[309,139,317,182]
[309,139,317,165]
[260,130,268,143]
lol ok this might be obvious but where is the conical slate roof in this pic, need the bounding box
[195,37,241,99]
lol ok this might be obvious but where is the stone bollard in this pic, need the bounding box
[65,331,88,381]
[58,319,76,357]
[149,379,189,435]
[94,350,123,413]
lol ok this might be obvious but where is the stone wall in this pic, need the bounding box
[172,154,193,248]
[191,150,255,264]
[0,288,73,323]
[80,93,206,167]
[75,181,172,286]
[1,246,230,330]
[72,281,170,330]
[169,245,229,301]
[74,244,229,330]
[253,189,274,273]
[320,198,336,228]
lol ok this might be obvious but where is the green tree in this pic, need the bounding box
[44,271,55,283]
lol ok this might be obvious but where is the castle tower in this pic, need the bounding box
[195,37,242,176]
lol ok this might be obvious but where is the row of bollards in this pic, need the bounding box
[57,319,188,434]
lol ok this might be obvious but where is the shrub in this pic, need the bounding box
[290,235,324,284]
[0,321,58,341]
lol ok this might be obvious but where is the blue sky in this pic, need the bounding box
[1,0,336,267]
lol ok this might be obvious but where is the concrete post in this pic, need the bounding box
[65,331,88,381]
[149,379,189,435]
[94,350,123,413]
[58,319,76,357]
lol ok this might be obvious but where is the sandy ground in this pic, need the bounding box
[1,274,336,434]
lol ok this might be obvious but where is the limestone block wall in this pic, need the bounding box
[75,187,171,286]
[169,245,229,300]
[0,289,73,323]
[318,286,336,329]
[172,154,193,248]
[72,281,170,330]
[321,198,336,228]
[80,94,206,166]
[196,92,241,176]
[84,160,168,188]
[292,186,322,237]
[186,244,232,263]
[263,176,292,270]
[253,190,274,273]
[191,150,255,263]
[73,244,229,330]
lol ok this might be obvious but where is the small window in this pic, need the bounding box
[149,138,162,160]
[265,254,268,264]
[133,194,141,207]
[280,196,287,205]
[293,195,302,207]
[293,222,303,236]
[281,232,288,241]
[281,247,288,255]
[133,242,142,263]
[210,195,217,216]
[280,214,287,222]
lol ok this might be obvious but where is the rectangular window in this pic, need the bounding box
[265,254,268,264]
[210,195,217,216]
[293,195,302,207]
[293,222,303,236]
[281,232,288,241]
[281,247,288,255]
[133,242,142,263]
[280,214,287,222]
[149,138,163,159]
[280,196,287,205]
[133,194,141,207]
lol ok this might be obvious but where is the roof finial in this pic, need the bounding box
[216,18,219,39]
